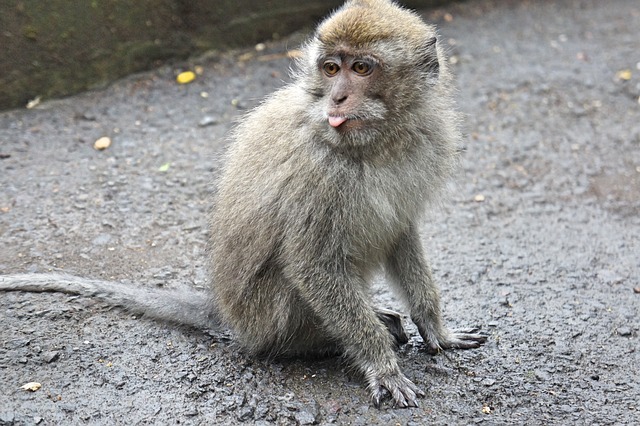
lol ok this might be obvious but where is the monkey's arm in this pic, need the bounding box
[385,226,487,354]
[0,273,215,330]
[284,261,424,408]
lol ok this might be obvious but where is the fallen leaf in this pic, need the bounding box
[94,136,112,150]
[482,405,491,414]
[21,382,42,392]
[158,162,171,172]
[238,52,255,62]
[26,96,42,109]
[176,71,196,84]
[615,69,632,81]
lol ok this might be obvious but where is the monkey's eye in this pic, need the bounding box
[323,62,340,76]
[352,61,372,75]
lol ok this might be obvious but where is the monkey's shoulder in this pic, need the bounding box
[237,85,309,135]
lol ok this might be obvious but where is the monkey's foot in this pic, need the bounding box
[375,308,409,347]
[416,323,489,355]
[425,328,489,354]
[368,370,425,408]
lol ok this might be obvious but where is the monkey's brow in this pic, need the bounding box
[318,53,380,65]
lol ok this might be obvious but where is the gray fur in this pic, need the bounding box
[208,0,485,408]
[0,273,215,330]
[1,0,487,408]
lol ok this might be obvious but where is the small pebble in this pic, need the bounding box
[198,116,218,127]
[617,327,632,336]
[41,351,60,363]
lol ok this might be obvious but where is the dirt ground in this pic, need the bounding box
[1,0,639,424]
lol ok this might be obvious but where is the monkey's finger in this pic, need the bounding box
[391,385,415,408]
[451,331,489,342]
[380,373,423,408]
[452,327,482,334]
[445,333,488,350]
[371,386,390,408]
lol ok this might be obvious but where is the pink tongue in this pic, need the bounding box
[328,116,348,128]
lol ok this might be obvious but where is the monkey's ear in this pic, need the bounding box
[419,36,439,79]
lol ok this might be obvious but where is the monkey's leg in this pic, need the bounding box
[385,226,487,355]
[375,308,409,346]
[285,308,407,355]
[287,264,424,408]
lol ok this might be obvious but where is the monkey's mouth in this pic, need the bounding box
[328,116,368,131]
[328,116,349,128]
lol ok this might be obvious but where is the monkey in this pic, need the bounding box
[1,0,487,408]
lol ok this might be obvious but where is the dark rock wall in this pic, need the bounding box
[0,0,446,110]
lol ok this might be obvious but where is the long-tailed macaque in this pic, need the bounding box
[1,0,486,407]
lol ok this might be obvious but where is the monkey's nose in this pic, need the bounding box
[332,94,348,105]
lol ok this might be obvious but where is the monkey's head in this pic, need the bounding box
[299,0,443,146]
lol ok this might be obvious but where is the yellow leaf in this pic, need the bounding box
[94,136,112,150]
[158,162,171,172]
[616,69,632,81]
[176,71,196,84]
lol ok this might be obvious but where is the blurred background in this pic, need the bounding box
[0,0,446,111]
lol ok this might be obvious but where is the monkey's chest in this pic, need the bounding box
[346,178,423,258]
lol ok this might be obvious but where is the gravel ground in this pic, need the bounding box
[1,0,639,424]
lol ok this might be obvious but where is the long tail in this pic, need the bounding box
[0,273,216,331]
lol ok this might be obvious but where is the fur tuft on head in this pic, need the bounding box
[316,0,433,51]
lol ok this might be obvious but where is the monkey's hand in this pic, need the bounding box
[366,366,425,408]
[415,322,488,355]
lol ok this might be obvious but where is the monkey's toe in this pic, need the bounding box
[442,329,488,350]
[421,328,488,354]
[370,372,424,408]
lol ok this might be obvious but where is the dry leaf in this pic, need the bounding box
[26,96,42,109]
[615,69,632,81]
[238,52,255,62]
[176,71,196,84]
[21,382,42,392]
[94,136,111,150]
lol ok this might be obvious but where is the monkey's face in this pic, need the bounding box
[318,51,387,134]
[299,36,440,148]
